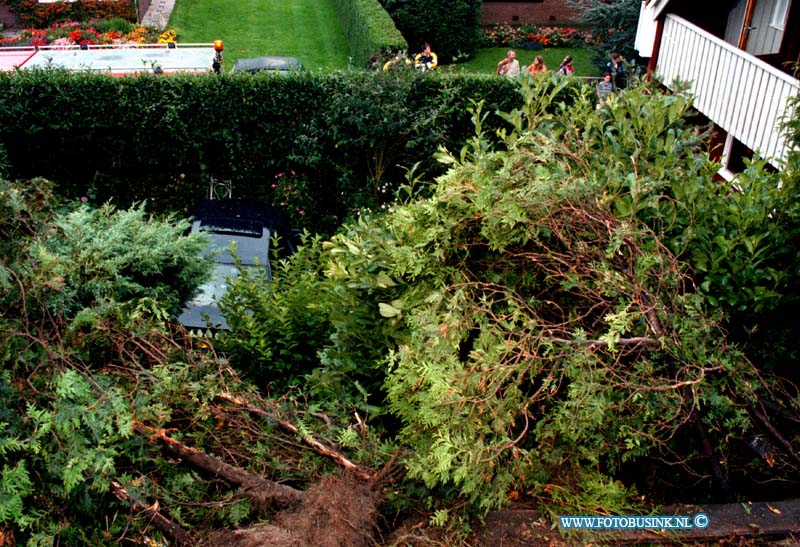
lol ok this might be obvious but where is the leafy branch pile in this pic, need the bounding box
[225,77,800,519]
[0,180,386,545]
[1,73,799,544]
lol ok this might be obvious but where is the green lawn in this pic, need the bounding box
[442,47,597,77]
[168,0,352,71]
[168,0,595,76]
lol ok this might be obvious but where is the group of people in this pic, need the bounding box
[496,50,574,78]
[370,43,439,72]
[497,49,628,107]
[371,45,628,108]
[596,52,627,105]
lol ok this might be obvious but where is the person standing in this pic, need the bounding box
[604,52,627,90]
[557,55,574,76]
[596,72,613,106]
[496,50,520,77]
[526,55,547,75]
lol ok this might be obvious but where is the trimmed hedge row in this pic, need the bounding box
[380,0,482,62]
[331,0,407,67]
[0,70,541,232]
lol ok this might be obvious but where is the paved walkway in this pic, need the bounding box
[141,0,176,31]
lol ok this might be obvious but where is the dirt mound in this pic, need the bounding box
[202,475,381,547]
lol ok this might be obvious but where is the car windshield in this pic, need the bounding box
[202,225,271,266]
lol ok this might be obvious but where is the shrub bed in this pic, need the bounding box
[0,0,136,27]
[0,69,539,233]
[0,19,169,47]
[482,23,595,49]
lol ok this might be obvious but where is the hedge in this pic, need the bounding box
[380,0,482,63]
[0,70,561,232]
[331,0,407,67]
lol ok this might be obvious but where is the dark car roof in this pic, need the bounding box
[231,56,303,73]
[191,199,291,233]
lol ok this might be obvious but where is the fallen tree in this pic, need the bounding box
[2,75,799,545]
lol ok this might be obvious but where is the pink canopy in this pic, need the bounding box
[0,48,37,71]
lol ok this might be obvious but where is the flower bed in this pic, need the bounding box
[0,0,136,27]
[0,19,175,46]
[482,23,594,50]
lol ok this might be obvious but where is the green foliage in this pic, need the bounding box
[0,69,521,234]
[33,202,212,318]
[568,0,642,70]
[380,0,483,63]
[0,142,8,180]
[0,0,136,27]
[285,76,797,516]
[90,17,138,34]
[219,233,334,388]
[331,0,408,66]
[0,180,347,543]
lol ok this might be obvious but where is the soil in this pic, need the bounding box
[198,476,800,547]
[386,500,800,547]
[201,475,381,547]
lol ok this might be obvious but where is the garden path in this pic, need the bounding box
[141,0,176,31]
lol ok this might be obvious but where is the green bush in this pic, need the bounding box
[380,0,482,62]
[218,233,334,389]
[0,69,522,234]
[91,17,138,34]
[232,78,799,516]
[32,202,212,319]
[331,0,408,66]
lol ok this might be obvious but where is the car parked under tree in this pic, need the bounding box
[177,199,295,330]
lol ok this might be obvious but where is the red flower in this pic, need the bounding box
[69,29,82,42]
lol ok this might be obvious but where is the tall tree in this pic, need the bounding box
[569,0,642,70]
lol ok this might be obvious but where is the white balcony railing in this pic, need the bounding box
[656,14,799,168]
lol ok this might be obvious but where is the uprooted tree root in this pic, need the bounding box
[126,424,383,547]
[202,475,381,547]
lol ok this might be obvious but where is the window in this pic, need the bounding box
[771,0,790,30]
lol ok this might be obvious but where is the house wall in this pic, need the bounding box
[481,1,582,25]
[725,0,747,44]
[725,0,785,54]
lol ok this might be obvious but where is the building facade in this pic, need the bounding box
[635,0,799,175]
[481,1,582,25]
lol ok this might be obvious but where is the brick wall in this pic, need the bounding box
[481,1,582,25]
